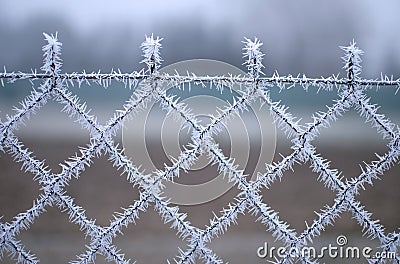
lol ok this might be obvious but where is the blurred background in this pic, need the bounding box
[0,1,399,263]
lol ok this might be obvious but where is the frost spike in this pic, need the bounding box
[340,39,363,82]
[242,37,265,78]
[41,32,62,75]
[140,34,163,74]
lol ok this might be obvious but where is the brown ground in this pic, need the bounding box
[0,135,399,263]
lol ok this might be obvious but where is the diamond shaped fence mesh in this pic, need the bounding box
[0,33,399,263]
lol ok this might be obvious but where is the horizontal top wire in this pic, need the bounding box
[1,72,400,87]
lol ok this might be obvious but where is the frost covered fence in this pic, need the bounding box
[0,32,400,263]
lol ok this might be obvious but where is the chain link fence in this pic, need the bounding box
[0,33,399,263]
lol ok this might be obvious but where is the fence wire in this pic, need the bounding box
[0,32,399,263]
